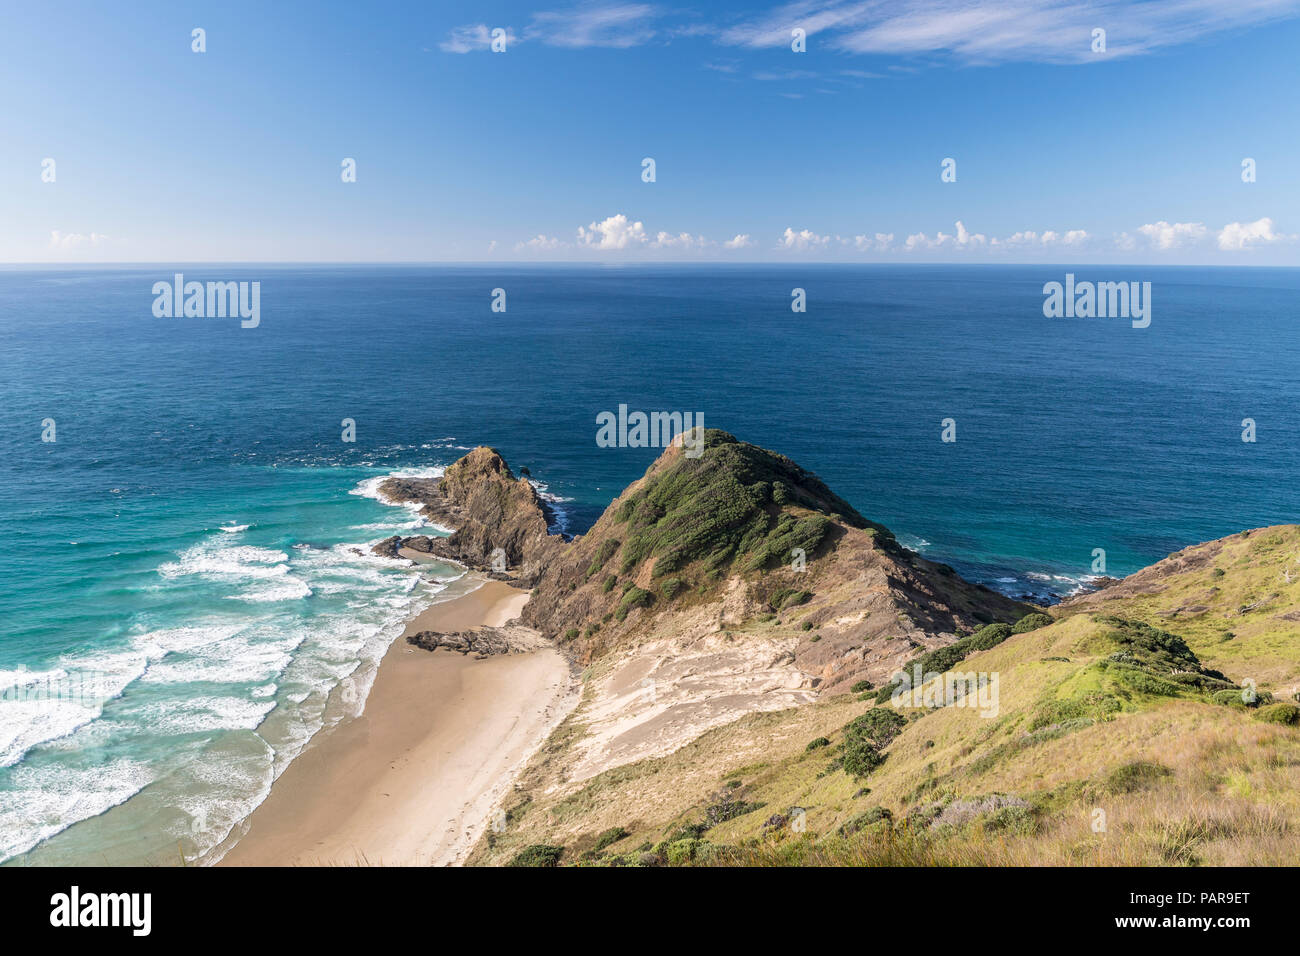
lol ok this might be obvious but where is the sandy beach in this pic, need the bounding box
[217,579,576,866]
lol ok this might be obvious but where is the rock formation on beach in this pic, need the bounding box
[407,623,548,658]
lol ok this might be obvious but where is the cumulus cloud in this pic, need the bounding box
[440,24,517,53]
[651,231,708,248]
[577,213,648,249]
[1136,220,1207,249]
[904,220,986,250]
[998,228,1089,247]
[513,215,1289,259]
[852,233,894,251]
[1217,217,1292,250]
[780,227,832,250]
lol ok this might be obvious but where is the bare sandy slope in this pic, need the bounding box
[217,580,577,866]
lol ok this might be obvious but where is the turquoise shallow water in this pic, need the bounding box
[1,264,1297,863]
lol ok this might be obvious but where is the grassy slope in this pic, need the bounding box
[480,530,1300,866]
[1059,525,1300,689]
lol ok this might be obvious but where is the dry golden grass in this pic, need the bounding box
[471,537,1300,867]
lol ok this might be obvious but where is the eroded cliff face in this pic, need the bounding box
[372,446,566,586]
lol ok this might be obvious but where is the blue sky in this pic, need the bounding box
[2,0,1298,263]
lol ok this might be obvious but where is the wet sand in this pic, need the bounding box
[217,580,575,866]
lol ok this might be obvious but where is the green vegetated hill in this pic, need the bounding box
[521,429,1033,692]
[446,433,1300,867]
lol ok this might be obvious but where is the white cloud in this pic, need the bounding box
[577,213,648,249]
[1137,220,1207,249]
[852,232,893,251]
[905,220,986,249]
[513,216,1285,260]
[999,228,1089,246]
[1217,217,1292,250]
[440,24,517,53]
[446,2,1300,66]
[49,230,110,250]
[954,221,985,246]
[651,230,709,248]
[527,3,659,48]
[516,234,565,251]
[780,227,832,250]
[717,0,1300,64]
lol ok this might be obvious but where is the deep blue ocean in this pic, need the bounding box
[1,264,1297,864]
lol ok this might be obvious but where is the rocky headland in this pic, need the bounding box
[369,430,1300,868]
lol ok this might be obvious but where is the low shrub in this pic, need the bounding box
[615,586,652,621]
[1012,612,1054,634]
[1255,703,1300,726]
[1106,760,1172,794]
[704,788,765,826]
[508,844,564,867]
[590,826,630,854]
[769,587,812,611]
[663,839,704,866]
[841,709,907,778]
[839,806,892,836]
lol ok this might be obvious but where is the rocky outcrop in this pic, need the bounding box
[515,430,1036,693]
[377,431,1036,695]
[407,623,547,659]
[371,447,567,586]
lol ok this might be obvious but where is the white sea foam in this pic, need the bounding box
[159,542,314,603]
[528,478,575,535]
[0,466,466,865]
[0,759,154,863]
[350,466,445,509]
[0,656,148,768]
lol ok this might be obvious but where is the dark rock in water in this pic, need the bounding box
[370,447,566,586]
[372,536,402,559]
